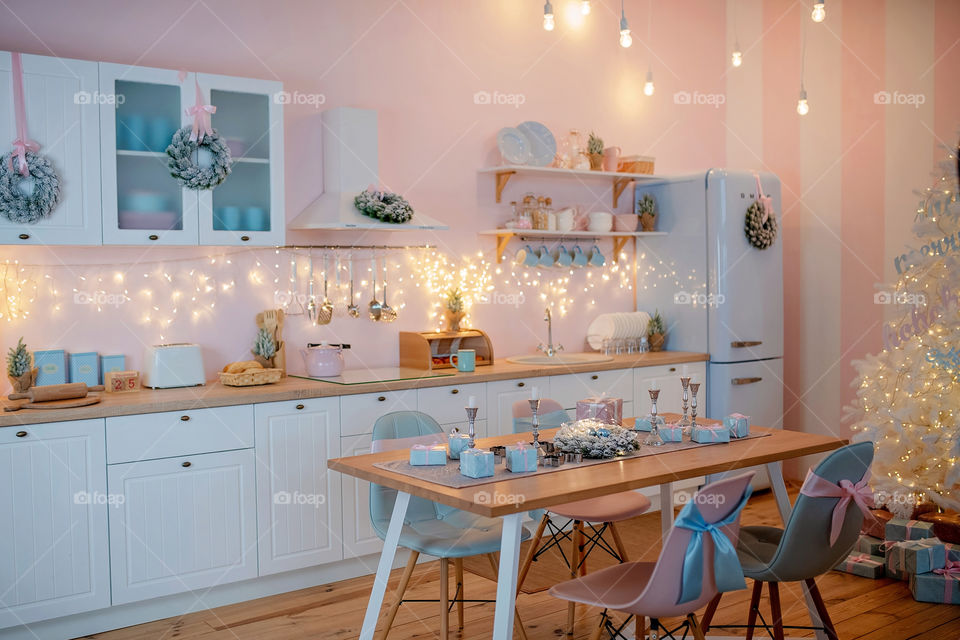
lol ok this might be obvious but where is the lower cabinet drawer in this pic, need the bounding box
[549,369,634,409]
[417,383,487,425]
[340,390,417,436]
[106,405,254,464]
[107,449,257,604]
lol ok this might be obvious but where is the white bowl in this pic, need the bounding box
[587,211,613,233]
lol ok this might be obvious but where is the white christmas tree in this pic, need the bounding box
[845,133,960,518]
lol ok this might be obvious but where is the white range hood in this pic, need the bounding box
[290,107,447,230]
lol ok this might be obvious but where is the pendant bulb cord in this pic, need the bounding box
[647,0,652,42]
[800,11,807,91]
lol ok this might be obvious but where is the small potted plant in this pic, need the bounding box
[586,132,604,171]
[638,193,657,231]
[7,337,37,394]
[647,310,666,352]
[251,327,277,368]
[445,288,465,332]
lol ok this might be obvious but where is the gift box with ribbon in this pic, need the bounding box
[943,542,960,563]
[886,517,936,542]
[834,552,885,579]
[659,423,684,443]
[505,442,539,473]
[723,413,751,438]
[447,432,471,460]
[909,562,960,604]
[691,424,730,444]
[410,444,447,466]
[459,448,495,478]
[575,396,623,425]
[856,535,886,557]
[886,539,946,580]
[634,416,664,432]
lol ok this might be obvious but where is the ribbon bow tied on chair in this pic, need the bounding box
[185,77,216,143]
[674,486,752,604]
[799,469,877,546]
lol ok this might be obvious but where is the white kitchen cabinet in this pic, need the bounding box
[0,420,109,628]
[340,433,382,559]
[107,449,257,604]
[340,389,418,436]
[634,362,707,418]
[255,399,343,575]
[0,53,102,245]
[486,376,549,436]
[417,382,487,425]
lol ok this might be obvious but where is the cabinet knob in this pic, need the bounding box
[517,382,525,387]
[591,374,599,380]
[296,403,305,410]
[180,415,190,421]
[15,431,27,438]
[451,389,459,394]
[18,233,29,240]
[148,234,159,241]
[240,235,250,242]
[377,396,386,402]
[669,367,677,372]
[181,461,192,468]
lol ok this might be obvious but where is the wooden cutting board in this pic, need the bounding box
[4,394,101,411]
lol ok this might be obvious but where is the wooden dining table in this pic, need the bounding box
[328,417,847,640]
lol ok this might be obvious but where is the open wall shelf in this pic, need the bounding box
[478,229,666,264]
[478,165,664,208]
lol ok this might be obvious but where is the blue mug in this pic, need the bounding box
[589,244,605,267]
[451,349,476,372]
[516,244,539,268]
[537,244,554,268]
[555,244,573,268]
[571,245,588,267]
[217,206,243,231]
[244,207,270,231]
[149,117,174,152]
[122,114,148,151]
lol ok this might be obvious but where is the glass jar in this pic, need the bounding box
[543,197,556,231]
[532,196,548,230]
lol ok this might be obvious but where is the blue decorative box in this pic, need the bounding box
[99,354,125,384]
[448,432,471,460]
[410,444,447,466]
[886,518,936,542]
[723,413,750,438]
[505,444,538,472]
[659,424,684,443]
[634,416,664,432]
[69,352,99,387]
[886,539,946,579]
[856,534,887,557]
[459,448,495,478]
[34,349,67,386]
[910,570,960,604]
[835,552,885,578]
[691,424,730,444]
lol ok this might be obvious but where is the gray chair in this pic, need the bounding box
[369,410,532,639]
[700,441,875,640]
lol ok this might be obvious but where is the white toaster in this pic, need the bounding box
[142,343,205,388]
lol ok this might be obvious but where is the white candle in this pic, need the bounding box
[467,395,477,408]
[649,380,658,391]
[682,365,689,376]
[531,386,540,400]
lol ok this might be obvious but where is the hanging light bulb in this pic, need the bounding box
[644,68,655,96]
[797,87,809,115]
[731,41,743,67]
[543,0,555,31]
[581,0,591,15]
[619,0,632,47]
[811,0,825,23]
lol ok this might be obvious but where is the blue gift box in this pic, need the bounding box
[886,539,946,579]
[835,552,885,578]
[659,424,683,443]
[448,433,471,460]
[634,416,664,432]
[691,424,730,443]
[34,349,67,386]
[69,352,100,387]
[886,518,936,542]
[459,448,495,478]
[856,534,887,557]
[909,570,960,604]
[723,413,751,438]
[505,444,538,472]
[410,444,447,466]
[99,354,125,384]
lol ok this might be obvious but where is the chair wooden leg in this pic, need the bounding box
[767,581,785,640]
[805,578,839,640]
[578,521,588,576]
[516,514,549,595]
[486,554,529,640]
[454,558,465,631]
[699,593,722,632]
[376,550,419,640]
[440,558,449,639]
[608,521,630,563]
[567,521,583,636]
[687,613,707,640]
[588,610,608,640]
[637,614,646,640]
[744,579,763,640]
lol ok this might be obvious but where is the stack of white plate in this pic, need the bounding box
[586,312,651,350]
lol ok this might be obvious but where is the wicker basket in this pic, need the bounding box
[618,155,655,175]
[219,367,283,387]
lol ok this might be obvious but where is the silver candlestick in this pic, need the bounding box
[465,406,479,449]
[642,389,663,447]
[528,398,545,462]
[689,383,700,430]
[679,376,691,427]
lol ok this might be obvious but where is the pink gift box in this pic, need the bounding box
[576,396,623,425]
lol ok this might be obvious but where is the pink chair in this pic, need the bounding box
[549,472,755,640]
[512,399,652,636]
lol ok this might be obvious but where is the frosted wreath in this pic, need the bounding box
[552,419,639,459]
[0,151,61,224]
[165,126,232,190]
[354,188,414,224]
[744,199,777,249]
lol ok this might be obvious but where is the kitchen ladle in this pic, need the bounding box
[368,256,382,321]
[306,252,317,323]
[380,256,397,323]
[316,254,334,325]
[347,257,360,318]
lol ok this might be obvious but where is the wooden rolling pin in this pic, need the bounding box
[8,383,104,402]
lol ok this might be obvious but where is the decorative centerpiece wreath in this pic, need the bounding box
[354,187,414,224]
[553,419,639,459]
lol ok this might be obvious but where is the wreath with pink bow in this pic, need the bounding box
[165,78,232,190]
[745,173,777,250]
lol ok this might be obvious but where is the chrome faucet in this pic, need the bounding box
[537,307,563,357]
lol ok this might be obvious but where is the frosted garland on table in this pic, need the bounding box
[553,419,639,459]
[845,135,960,517]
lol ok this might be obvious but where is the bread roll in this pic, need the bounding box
[224,360,263,374]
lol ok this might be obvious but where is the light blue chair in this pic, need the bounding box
[369,410,532,639]
[700,441,875,640]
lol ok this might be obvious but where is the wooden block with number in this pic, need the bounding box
[105,370,141,393]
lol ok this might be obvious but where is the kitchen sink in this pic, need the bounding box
[505,353,614,366]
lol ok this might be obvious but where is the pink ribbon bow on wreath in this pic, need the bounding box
[9,53,40,176]
[799,468,877,546]
[185,77,216,143]
[753,172,773,224]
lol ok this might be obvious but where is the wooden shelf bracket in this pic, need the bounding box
[494,170,516,203]
[612,177,634,208]
[612,236,630,263]
[494,231,516,263]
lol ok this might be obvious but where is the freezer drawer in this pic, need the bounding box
[707,359,783,429]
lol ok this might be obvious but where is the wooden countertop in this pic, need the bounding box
[0,351,707,427]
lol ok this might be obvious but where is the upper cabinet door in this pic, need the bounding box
[0,52,102,245]
[99,63,199,245]
[196,73,284,246]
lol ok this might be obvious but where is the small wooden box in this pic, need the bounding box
[399,330,495,371]
[105,370,141,393]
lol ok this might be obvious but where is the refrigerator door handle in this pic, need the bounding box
[731,340,763,348]
[732,376,763,385]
